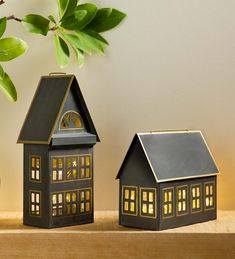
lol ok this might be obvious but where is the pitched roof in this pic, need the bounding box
[17,74,99,144]
[116,130,219,183]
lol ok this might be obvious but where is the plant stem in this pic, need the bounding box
[0,0,5,6]
[7,15,22,22]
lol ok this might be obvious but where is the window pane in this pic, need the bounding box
[164,192,168,202]
[85,168,90,177]
[124,201,129,211]
[130,190,135,200]
[72,204,77,214]
[72,192,77,202]
[31,193,35,202]
[178,190,182,200]
[36,194,40,203]
[142,203,147,213]
[58,170,63,180]
[86,203,90,212]
[206,186,209,196]
[36,170,40,180]
[169,204,172,214]
[192,188,196,198]
[178,202,182,212]
[192,199,196,209]
[31,170,35,179]
[72,158,77,167]
[36,158,40,169]
[142,191,147,201]
[182,189,186,199]
[80,203,85,212]
[210,197,213,206]
[52,194,57,204]
[31,158,35,168]
[80,192,85,201]
[80,157,85,166]
[86,157,90,166]
[66,193,71,202]
[197,187,200,197]
[67,204,71,214]
[168,192,172,202]
[86,191,90,201]
[149,204,154,214]
[149,192,154,202]
[130,202,135,212]
[206,197,210,207]
[52,159,57,169]
[210,185,213,195]
[58,194,63,203]
[124,189,129,199]
[197,199,200,208]
[164,204,168,215]
[80,168,85,177]
[182,201,186,211]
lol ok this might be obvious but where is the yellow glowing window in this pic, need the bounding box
[51,157,64,182]
[191,185,201,212]
[163,188,174,217]
[79,189,91,214]
[30,156,40,182]
[205,183,214,209]
[52,193,63,217]
[65,191,77,215]
[60,111,84,130]
[86,156,90,166]
[123,187,137,215]
[30,191,40,216]
[177,186,188,215]
[140,188,156,217]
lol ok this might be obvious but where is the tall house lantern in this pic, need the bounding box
[18,74,100,228]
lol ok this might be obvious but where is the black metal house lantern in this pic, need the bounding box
[18,74,100,228]
[116,130,219,230]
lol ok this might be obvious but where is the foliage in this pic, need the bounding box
[0,0,126,101]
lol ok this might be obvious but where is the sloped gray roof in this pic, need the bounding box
[117,131,219,182]
[17,74,99,144]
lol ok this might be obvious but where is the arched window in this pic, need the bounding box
[59,111,84,130]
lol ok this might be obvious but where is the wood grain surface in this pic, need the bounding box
[0,211,234,258]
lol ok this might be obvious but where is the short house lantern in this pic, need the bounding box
[116,130,219,230]
[18,74,99,228]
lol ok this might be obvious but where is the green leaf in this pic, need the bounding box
[73,46,84,67]
[60,0,78,21]
[22,14,50,36]
[75,3,97,30]
[0,73,17,102]
[75,31,106,54]
[60,10,87,30]
[48,15,57,24]
[54,35,70,68]
[0,64,5,79]
[86,8,126,33]
[0,37,28,62]
[0,17,7,38]
[58,0,68,17]
[62,32,92,55]
[83,29,109,45]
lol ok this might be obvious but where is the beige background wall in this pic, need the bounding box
[0,0,234,211]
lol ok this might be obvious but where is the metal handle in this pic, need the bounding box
[49,72,66,76]
[150,129,190,133]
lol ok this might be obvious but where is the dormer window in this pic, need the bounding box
[59,111,84,130]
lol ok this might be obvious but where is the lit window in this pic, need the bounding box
[52,158,63,182]
[140,188,156,218]
[65,191,77,215]
[191,184,202,213]
[52,193,63,217]
[30,156,40,182]
[177,186,188,215]
[122,186,137,215]
[204,182,215,210]
[79,189,92,214]
[60,111,83,130]
[30,191,41,216]
[66,157,77,180]
[79,155,91,179]
[163,188,174,218]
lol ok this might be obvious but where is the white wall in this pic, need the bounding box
[0,0,234,211]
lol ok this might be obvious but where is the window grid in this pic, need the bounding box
[59,111,84,130]
[30,156,41,182]
[52,158,64,181]
[140,188,156,218]
[176,186,188,216]
[29,191,41,217]
[79,189,92,214]
[122,186,138,216]
[52,193,64,217]
[65,191,77,215]
[51,155,92,183]
[162,188,174,219]
[204,182,215,210]
[191,184,202,213]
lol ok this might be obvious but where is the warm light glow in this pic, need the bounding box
[36,158,40,169]
[86,157,90,166]
[178,190,182,200]
[178,202,182,212]
[143,191,147,201]
[125,189,129,199]
[149,204,154,214]
[164,192,168,202]
[58,194,63,203]
[168,192,172,202]
[130,190,135,200]
[130,202,135,212]
[66,193,71,202]
[52,194,57,204]
[86,191,90,200]
[164,204,168,215]
[124,201,129,211]
[149,192,154,202]
[31,193,35,203]
[31,158,35,168]
[182,190,186,199]
[142,203,147,213]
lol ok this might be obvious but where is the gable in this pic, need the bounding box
[17,74,100,145]
[116,135,157,183]
[17,75,73,144]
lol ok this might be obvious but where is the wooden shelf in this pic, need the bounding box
[0,211,234,258]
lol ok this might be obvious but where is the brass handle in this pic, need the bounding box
[150,129,190,133]
[49,72,66,76]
